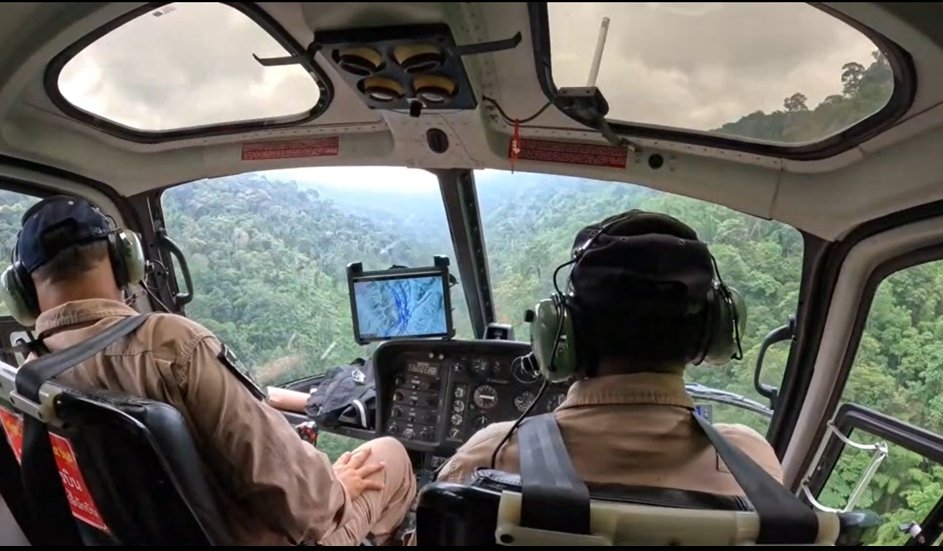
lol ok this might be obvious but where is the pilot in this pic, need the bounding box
[1,196,417,546]
[435,210,784,497]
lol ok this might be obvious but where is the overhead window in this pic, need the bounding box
[545,2,903,148]
[54,3,324,134]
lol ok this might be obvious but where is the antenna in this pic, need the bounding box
[586,16,610,87]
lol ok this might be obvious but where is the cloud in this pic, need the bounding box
[549,2,881,130]
[58,3,319,131]
[57,2,885,137]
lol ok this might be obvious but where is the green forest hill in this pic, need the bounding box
[0,50,936,544]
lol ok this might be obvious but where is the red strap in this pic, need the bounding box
[510,119,521,173]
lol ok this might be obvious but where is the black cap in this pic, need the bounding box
[568,210,716,364]
[569,210,714,316]
[16,195,113,273]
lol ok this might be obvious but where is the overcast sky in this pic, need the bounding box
[550,2,880,130]
[58,3,318,131]
[57,2,881,135]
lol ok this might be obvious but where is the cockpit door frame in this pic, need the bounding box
[436,169,496,339]
[782,203,943,490]
[126,189,185,315]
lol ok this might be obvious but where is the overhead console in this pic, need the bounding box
[374,339,570,457]
[308,23,521,116]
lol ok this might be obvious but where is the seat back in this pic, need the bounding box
[416,409,883,546]
[415,480,883,546]
[47,388,231,545]
[0,372,232,546]
[0,314,230,544]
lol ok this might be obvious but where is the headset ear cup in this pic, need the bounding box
[1,265,38,327]
[118,230,146,285]
[108,230,146,287]
[554,297,579,381]
[530,298,560,380]
[529,296,579,383]
[701,284,747,365]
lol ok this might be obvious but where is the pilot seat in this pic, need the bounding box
[0,314,231,545]
[414,412,883,546]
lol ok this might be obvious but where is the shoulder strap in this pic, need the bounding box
[691,411,819,543]
[516,410,820,544]
[15,314,152,402]
[518,412,591,534]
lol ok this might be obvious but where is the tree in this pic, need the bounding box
[842,62,866,97]
[784,92,808,112]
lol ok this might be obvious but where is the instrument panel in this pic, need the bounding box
[374,339,570,455]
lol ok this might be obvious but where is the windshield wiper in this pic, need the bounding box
[685,383,773,418]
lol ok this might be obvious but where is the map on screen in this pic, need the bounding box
[353,274,448,340]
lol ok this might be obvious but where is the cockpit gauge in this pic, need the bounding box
[514,391,536,413]
[473,385,498,409]
[546,393,566,412]
[452,399,466,413]
[472,415,490,430]
[512,359,540,384]
[471,359,490,378]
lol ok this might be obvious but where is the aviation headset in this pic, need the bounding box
[527,210,746,383]
[0,195,146,327]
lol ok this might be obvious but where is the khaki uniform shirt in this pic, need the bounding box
[30,299,352,546]
[437,372,783,496]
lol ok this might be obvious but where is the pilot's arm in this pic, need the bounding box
[177,335,355,544]
[266,386,309,413]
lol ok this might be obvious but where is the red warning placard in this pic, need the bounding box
[510,138,628,169]
[242,137,340,161]
[0,408,23,463]
[49,433,110,533]
[0,409,109,531]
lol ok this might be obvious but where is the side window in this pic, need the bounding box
[812,260,943,545]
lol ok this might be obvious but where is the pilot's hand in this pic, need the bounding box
[333,447,385,501]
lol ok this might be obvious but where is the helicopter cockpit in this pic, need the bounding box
[0,1,942,546]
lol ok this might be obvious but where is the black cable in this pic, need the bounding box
[710,254,743,361]
[489,258,577,469]
[490,377,550,469]
[482,95,552,125]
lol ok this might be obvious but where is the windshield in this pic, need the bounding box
[161,167,471,387]
[477,169,802,432]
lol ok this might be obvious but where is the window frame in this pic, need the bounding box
[820,243,943,436]
[44,2,334,144]
[790,238,943,496]
[527,1,917,161]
